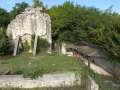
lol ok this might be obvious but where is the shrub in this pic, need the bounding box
[31,36,49,54]
[22,41,30,52]
[37,38,49,53]
[0,27,9,55]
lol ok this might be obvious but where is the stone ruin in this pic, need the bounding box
[7,7,52,56]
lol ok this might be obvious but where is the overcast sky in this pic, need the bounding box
[0,0,120,13]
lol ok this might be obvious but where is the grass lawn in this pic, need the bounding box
[0,86,85,90]
[0,53,86,78]
[0,53,119,90]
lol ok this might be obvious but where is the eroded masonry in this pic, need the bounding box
[7,7,52,56]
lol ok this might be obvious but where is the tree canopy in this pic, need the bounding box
[10,2,29,20]
[33,0,43,8]
[0,8,10,28]
[49,1,120,62]
[0,27,9,55]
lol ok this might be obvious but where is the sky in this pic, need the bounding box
[0,0,120,13]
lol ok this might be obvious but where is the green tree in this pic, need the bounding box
[0,8,10,28]
[49,1,120,62]
[33,0,43,8]
[10,2,29,20]
[0,27,9,55]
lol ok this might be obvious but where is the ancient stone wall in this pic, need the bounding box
[7,7,52,53]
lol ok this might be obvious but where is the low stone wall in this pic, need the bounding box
[0,72,81,88]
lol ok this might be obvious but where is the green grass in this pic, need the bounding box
[0,53,119,90]
[0,53,86,78]
[0,85,85,90]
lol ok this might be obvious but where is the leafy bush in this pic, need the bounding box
[0,27,9,55]
[0,8,10,28]
[31,35,49,53]
[37,38,49,53]
[22,41,30,52]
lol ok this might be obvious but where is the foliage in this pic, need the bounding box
[0,27,9,55]
[31,36,49,53]
[37,38,49,53]
[10,2,29,20]
[33,0,43,8]
[22,41,30,52]
[32,0,48,13]
[0,8,10,28]
[49,1,120,62]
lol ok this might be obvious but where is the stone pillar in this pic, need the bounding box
[33,35,38,56]
[61,43,66,55]
[13,36,20,56]
[46,18,52,54]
